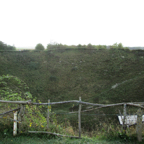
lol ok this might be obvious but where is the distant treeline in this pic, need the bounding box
[46,42,126,50]
[0,40,133,51]
[0,41,16,51]
[31,42,128,51]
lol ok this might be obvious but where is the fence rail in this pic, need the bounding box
[0,100,144,107]
[0,98,144,141]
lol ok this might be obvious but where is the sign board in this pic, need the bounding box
[118,115,144,125]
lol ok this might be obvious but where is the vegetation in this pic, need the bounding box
[0,41,16,51]
[1,43,144,143]
[0,135,142,144]
[35,43,45,50]
[0,75,76,142]
[46,42,109,50]
[0,75,32,101]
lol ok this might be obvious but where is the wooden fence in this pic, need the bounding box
[0,98,144,141]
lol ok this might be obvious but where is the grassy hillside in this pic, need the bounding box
[0,48,144,130]
[0,49,143,102]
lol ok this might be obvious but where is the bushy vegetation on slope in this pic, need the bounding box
[0,47,144,132]
[0,48,143,103]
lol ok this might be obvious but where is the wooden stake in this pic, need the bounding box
[78,97,81,138]
[47,99,50,130]
[123,104,127,132]
[136,108,142,142]
[13,111,18,136]
[119,110,123,133]
[18,104,24,133]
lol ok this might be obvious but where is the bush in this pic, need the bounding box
[0,75,32,101]
[0,75,74,137]
[35,43,45,50]
[0,41,16,51]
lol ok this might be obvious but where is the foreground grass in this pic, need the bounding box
[0,135,143,144]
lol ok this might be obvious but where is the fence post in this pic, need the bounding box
[18,104,24,133]
[136,108,142,142]
[123,104,127,132]
[78,97,81,138]
[47,99,50,130]
[13,111,18,136]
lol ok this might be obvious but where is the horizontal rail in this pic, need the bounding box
[0,100,104,106]
[28,131,80,138]
[0,117,21,123]
[33,100,105,106]
[0,100,144,109]
[0,108,20,116]
[0,100,31,104]
[69,103,144,113]
[133,102,144,105]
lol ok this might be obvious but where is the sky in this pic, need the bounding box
[0,0,144,49]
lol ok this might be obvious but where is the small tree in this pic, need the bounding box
[47,41,59,50]
[112,43,118,49]
[87,43,93,49]
[47,44,55,50]
[0,41,16,51]
[118,43,123,49]
[35,43,45,50]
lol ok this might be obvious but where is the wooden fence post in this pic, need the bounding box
[123,104,127,132]
[119,110,124,133]
[47,99,50,130]
[18,104,24,133]
[136,108,142,142]
[78,97,81,138]
[13,111,18,136]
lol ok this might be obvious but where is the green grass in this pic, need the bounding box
[1,48,144,140]
[1,48,143,104]
[0,135,143,144]
[0,49,144,107]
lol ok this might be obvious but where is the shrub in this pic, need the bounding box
[35,43,45,50]
[0,41,16,51]
[0,75,32,102]
[0,75,74,137]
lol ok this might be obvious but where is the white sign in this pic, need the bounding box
[118,115,144,125]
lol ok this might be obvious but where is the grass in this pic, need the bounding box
[1,48,144,143]
[1,119,144,144]
[0,135,143,144]
[1,48,143,104]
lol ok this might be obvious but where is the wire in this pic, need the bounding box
[55,113,117,116]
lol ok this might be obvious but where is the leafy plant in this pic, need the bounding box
[0,75,32,102]
[0,75,74,137]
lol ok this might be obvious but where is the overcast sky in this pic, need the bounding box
[0,0,144,49]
